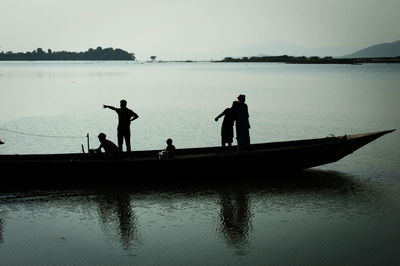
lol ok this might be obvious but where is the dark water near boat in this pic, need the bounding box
[1,172,399,265]
[0,62,399,265]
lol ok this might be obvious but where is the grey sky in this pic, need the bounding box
[1,0,399,60]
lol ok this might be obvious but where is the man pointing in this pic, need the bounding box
[103,99,139,153]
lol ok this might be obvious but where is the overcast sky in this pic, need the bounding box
[0,0,399,60]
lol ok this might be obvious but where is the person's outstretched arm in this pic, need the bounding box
[103,105,116,110]
[215,109,226,121]
[90,145,102,154]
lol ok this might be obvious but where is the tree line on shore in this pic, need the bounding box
[0,47,135,61]
[1,47,399,63]
[218,55,400,64]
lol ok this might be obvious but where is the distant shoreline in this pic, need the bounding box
[1,59,399,64]
[1,56,400,64]
[216,55,400,64]
[0,47,135,61]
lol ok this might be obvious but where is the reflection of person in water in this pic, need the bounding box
[95,190,137,250]
[218,189,251,252]
[0,216,3,244]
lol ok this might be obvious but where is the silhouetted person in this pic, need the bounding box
[91,132,120,156]
[165,138,176,155]
[103,100,139,152]
[158,138,176,159]
[232,94,250,151]
[215,105,235,147]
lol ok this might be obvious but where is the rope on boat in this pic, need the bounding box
[0,127,85,139]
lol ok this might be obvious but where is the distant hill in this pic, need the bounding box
[220,42,356,58]
[343,40,400,58]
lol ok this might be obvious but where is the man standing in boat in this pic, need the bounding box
[232,94,250,151]
[103,100,139,153]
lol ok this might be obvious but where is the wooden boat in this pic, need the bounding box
[0,129,395,186]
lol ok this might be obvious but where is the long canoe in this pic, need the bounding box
[0,129,395,186]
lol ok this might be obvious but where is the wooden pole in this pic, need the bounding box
[87,133,90,152]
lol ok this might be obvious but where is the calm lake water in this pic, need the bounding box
[0,62,400,265]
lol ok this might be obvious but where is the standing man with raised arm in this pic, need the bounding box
[103,100,139,153]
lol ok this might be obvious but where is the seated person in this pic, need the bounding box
[90,133,119,156]
[158,138,176,159]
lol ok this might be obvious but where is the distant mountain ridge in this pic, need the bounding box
[343,40,400,58]
[218,41,400,60]
[221,42,356,58]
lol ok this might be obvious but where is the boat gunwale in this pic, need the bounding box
[0,130,394,163]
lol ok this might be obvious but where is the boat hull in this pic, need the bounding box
[0,130,394,187]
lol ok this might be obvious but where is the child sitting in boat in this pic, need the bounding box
[90,133,119,156]
[158,138,176,159]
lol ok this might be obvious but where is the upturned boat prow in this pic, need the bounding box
[343,129,396,153]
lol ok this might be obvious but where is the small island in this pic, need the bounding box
[218,55,400,64]
[0,47,135,61]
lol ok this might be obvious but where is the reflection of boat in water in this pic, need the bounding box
[0,169,380,255]
[0,130,394,186]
